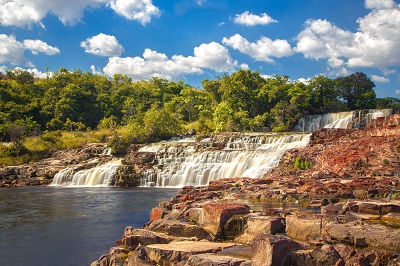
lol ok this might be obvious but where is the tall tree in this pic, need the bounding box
[335,72,376,110]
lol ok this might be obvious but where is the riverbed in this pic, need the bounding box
[0,187,178,266]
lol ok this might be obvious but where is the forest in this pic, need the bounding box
[1,67,399,159]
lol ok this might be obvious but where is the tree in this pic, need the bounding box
[335,72,376,110]
[307,75,342,113]
[377,97,400,113]
[5,117,39,155]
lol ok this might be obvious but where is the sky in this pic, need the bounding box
[1,0,400,98]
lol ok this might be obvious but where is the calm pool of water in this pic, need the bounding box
[0,186,178,266]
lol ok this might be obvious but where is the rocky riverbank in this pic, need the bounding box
[90,114,400,265]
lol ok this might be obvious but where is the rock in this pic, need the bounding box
[235,215,285,245]
[185,253,251,266]
[291,245,342,266]
[323,222,400,252]
[286,212,334,242]
[251,234,303,266]
[144,241,237,265]
[200,202,250,239]
[149,207,165,221]
[146,219,212,240]
[119,227,174,249]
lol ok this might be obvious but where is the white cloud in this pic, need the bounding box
[0,34,59,66]
[295,2,400,71]
[25,67,51,78]
[382,68,396,75]
[90,65,103,75]
[371,74,390,82]
[233,11,277,26]
[103,42,237,80]
[0,65,8,73]
[222,34,294,63]
[296,77,310,84]
[23,40,60,55]
[0,34,26,65]
[81,33,124,57]
[0,0,160,28]
[365,0,397,9]
[108,0,160,25]
[0,0,106,27]
[396,90,400,94]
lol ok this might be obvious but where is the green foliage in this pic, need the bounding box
[335,72,376,110]
[294,157,310,170]
[41,130,62,144]
[0,66,395,162]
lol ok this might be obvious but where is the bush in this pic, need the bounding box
[41,130,62,144]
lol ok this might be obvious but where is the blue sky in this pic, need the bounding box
[1,0,400,98]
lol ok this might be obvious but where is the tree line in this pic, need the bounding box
[1,68,399,154]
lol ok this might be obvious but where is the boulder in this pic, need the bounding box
[185,253,251,266]
[146,219,212,240]
[200,202,250,239]
[286,212,334,242]
[150,207,165,221]
[323,222,400,252]
[144,241,237,265]
[251,234,303,266]
[119,227,174,249]
[235,215,285,245]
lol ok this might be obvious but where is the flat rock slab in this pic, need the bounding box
[145,241,238,265]
[146,241,236,252]
[186,253,251,266]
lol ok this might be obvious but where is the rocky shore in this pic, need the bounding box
[89,114,400,265]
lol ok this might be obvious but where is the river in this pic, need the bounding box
[0,186,179,266]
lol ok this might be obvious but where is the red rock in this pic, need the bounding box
[252,234,303,266]
[201,202,250,239]
[149,207,165,221]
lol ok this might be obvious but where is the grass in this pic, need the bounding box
[0,129,114,166]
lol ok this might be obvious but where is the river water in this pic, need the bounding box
[0,187,179,266]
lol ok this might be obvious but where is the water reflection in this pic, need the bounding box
[0,187,178,266]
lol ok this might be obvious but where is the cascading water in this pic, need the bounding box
[140,133,311,187]
[50,159,122,187]
[294,109,392,132]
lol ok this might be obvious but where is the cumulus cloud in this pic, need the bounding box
[295,2,400,71]
[23,40,60,55]
[0,34,26,65]
[365,0,397,9]
[103,42,237,80]
[0,0,160,28]
[371,74,390,82]
[81,33,124,57]
[0,34,59,66]
[233,11,277,26]
[222,34,294,63]
[108,0,160,25]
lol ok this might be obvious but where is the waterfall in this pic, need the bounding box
[50,159,122,187]
[140,133,311,187]
[294,109,392,132]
